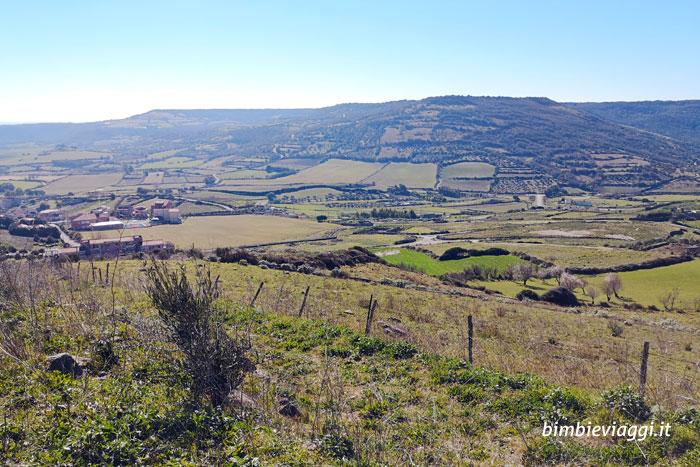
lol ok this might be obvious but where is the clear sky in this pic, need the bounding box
[1,0,699,122]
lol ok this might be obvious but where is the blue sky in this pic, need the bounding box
[1,1,699,122]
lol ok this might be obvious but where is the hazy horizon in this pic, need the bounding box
[3,94,700,125]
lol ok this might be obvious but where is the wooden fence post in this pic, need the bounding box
[106,263,110,285]
[468,314,473,365]
[640,341,650,397]
[250,282,264,307]
[365,295,376,336]
[298,285,310,317]
[98,268,103,284]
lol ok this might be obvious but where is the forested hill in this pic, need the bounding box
[567,100,700,144]
[2,96,699,191]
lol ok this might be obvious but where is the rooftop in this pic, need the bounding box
[86,235,141,245]
[72,213,97,222]
[142,240,169,246]
[91,220,124,227]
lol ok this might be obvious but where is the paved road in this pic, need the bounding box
[50,223,80,247]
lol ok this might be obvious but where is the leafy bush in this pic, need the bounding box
[216,248,258,265]
[318,432,355,460]
[330,267,348,278]
[541,287,580,307]
[607,320,624,337]
[602,386,651,422]
[439,247,509,261]
[516,289,540,301]
[385,341,418,359]
[350,335,385,356]
[541,387,590,424]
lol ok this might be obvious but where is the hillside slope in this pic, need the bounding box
[568,100,700,144]
[1,259,699,465]
[2,96,699,192]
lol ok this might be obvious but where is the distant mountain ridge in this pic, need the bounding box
[1,96,699,192]
[566,100,700,144]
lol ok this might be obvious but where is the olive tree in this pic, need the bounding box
[510,262,534,286]
[585,286,599,305]
[602,273,623,301]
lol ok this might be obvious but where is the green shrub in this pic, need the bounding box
[541,287,580,307]
[350,335,386,356]
[317,432,355,461]
[516,289,539,301]
[384,341,419,359]
[602,386,651,422]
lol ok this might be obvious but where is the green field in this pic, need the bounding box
[268,232,407,253]
[280,187,343,199]
[267,158,319,170]
[219,170,269,180]
[373,247,523,276]
[42,173,124,194]
[84,214,339,249]
[440,178,492,191]
[679,220,700,229]
[0,149,112,165]
[440,161,495,179]
[423,240,666,268]
[587,259,700,308]
[140,157,202,169]
[173,201,225,215]
[142,172,163,184]
[361,162,437,189]
[225,159,385,186]
[470,259,700,310]
[146,149,184,160]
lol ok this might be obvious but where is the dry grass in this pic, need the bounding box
[94,259,700,411]
[42,173,124,195]
[84,215,341,249]
[360,162,437,189]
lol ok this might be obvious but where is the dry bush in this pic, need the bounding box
[145,260,255,407]
[494,305,507,317]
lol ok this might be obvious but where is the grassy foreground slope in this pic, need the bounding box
[0,259,698,466]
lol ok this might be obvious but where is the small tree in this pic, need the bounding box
[560,273,580,291]
[578,278,588,294]
[546,266,565,285]
[603,273,623,300]
[146,261,254,407]
[585,286,599,305]
[660,288,680,311]
[510,262,534,286]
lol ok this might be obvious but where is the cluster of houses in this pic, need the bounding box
[558,198,593,208]
[69,201,181,231]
